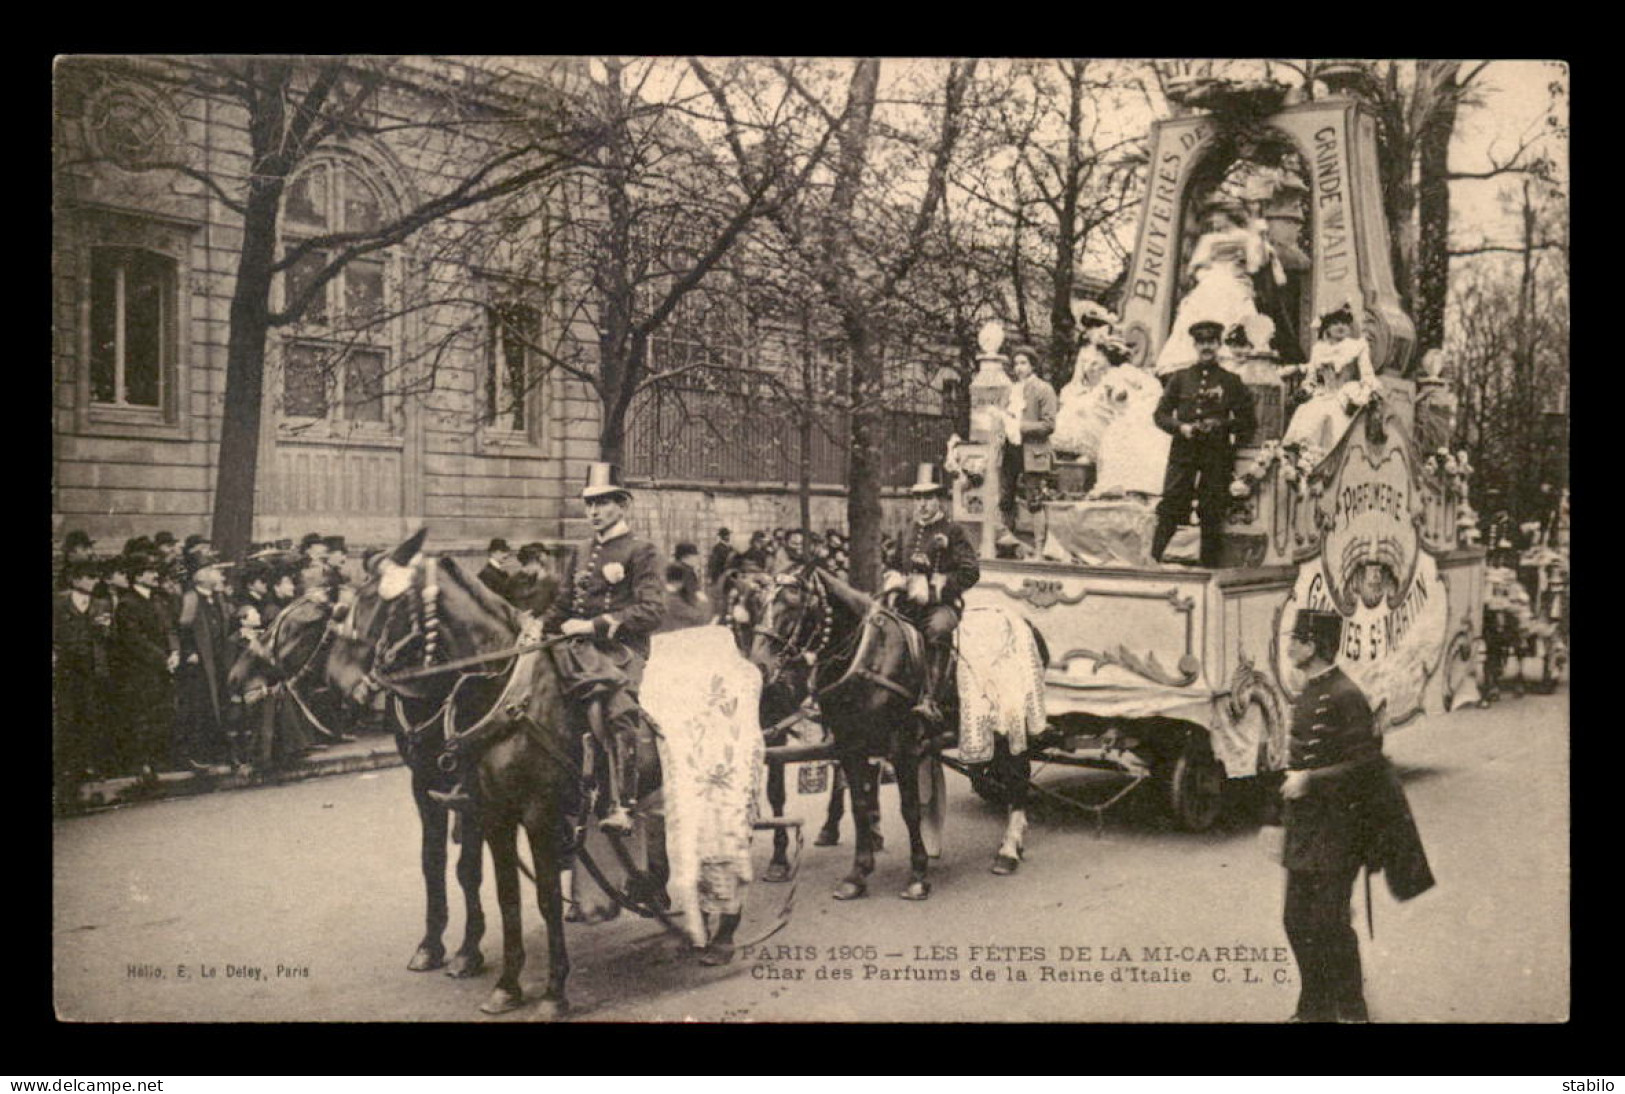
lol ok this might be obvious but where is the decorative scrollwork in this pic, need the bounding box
[1058,644,1201,688]
[82,79,184,168]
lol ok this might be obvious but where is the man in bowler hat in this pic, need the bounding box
[541,463,666,834]
[1151,319,1256,567]
[1278,608,1434,1022]
[479,538,514,602]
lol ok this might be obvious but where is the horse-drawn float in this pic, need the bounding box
[949,91,1487,831]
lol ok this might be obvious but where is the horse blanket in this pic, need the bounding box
[639,624,765,946]
[954,606,1046,763]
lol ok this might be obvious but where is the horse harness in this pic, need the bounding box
[758,569,925,705]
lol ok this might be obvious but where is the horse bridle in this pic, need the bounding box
[754,569,834,684]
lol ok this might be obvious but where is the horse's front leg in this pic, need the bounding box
[816,765,846,846]
[524,814,569,1020]
[447,810,486,977]
[991,737,1032,876]
[407,779,449,972]
[479,820,527,1015]
[763,759,792,881]
[892,736,932,901]
[832,747,876,901]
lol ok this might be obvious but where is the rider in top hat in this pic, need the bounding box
[1277,608,1433,1022]
[881,463,980,726]
[1151,318,1257,567]
[541,463,666,835]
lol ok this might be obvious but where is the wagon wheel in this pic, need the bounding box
[1166,731,1225,832]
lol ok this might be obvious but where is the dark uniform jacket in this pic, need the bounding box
[54,590,112,680]
[177,588,233,727]
[1283,666,1435,901]
[1153,359,1257,446]
[542,525,666,661]
[883,514,980,611]
[111,587,177,702]
[477,562,513,604]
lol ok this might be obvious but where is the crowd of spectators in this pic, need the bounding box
[51,529,370,813]
[53,520,852,814]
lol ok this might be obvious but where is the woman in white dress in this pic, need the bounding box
[1154,202,1266,376]
[1282,305,1379,452]
[1091,342,1171,497]
[1052,304,1116,463]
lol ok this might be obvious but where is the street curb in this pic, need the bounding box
[72,741,405,813]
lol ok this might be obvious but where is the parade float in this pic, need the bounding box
[950,72,1488,830]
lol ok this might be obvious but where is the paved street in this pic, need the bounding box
[52,689,1568,1023]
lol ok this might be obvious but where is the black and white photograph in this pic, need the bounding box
[50,56,1570,1024]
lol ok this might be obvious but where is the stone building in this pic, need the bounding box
[52,56,959,563]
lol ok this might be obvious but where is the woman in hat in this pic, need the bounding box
[1282,304,1378,452]
[1155,199,1267,375]
[1092,334,1173,497]
[1053,303,1118,475]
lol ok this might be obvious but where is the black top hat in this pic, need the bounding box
[152,530,177,547]
[183,533,208,553]
[299,533,325,551]
[1317,304,1356,333]
[1189,320,1225,341]
[908,463,951,496]
[581,462,631,501]
[322,535,348,554]
[63,530,95,551]
[185,544,229,574]
[1290,609,1344,654]
[488,537,512,554]
[516,543,548,566]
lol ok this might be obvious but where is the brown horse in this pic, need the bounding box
[748,565,1039,900]
[324,529,575,1016]
[724,569,881,881]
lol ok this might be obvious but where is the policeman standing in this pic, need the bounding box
[1278,609,1435,1022]
[1151,319,1256,567]
[881,463,980,726]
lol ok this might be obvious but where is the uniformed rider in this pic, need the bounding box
[541,463,666,835]
[881,463,980,726]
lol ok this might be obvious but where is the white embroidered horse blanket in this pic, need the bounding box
[954,606,1047,762]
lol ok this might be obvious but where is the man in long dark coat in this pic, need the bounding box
[1151,320,1257,567]
[111,551,178,784]
[54,557,113,810]
[174,548,234,768]
[1278,609,1435,1022]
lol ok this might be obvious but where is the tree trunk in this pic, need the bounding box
[844,317,882,591]
[209,190,281,560]
[1414,61,1461,359]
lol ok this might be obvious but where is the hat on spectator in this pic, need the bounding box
[63,530,95,552]
[517,543,549,567]
[322,535,348,555]
[488,538,512,554]
[122,550,165,582]
[63,556,101,581]
[124,535,155,557]
[152,530,177,548]
[299,533,325,553]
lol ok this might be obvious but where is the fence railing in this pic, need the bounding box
[623,385,958,489]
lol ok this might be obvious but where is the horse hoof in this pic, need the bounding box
[762,861,792,883]
[991,853,1021,876]
[445,953,485,979]
[407,947,446,972]
[899,879,932,901]
[479,987,525,1015]
[699,942,737,967]
[533,997,569,1021]
[813,828,840,847]
[832,879,868,901]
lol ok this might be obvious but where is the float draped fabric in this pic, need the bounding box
[641,625,764,946]
[955,607,1046,763]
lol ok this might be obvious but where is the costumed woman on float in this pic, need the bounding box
[1154,197,1267,376]
[1282,304,1379,452]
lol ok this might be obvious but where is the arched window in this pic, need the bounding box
[278,159,395,430]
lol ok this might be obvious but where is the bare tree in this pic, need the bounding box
[55,55,601,557]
